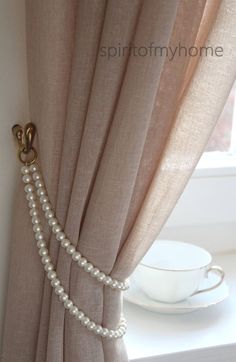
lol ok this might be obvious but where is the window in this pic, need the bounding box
[206,81,236,153]
[160,81,236,254]
[196,81,236,177]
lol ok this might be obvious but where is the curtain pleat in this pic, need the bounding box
[2,0,235,361]
[114,0,236,277]
[65,2,179,360]
[119,0,208,250]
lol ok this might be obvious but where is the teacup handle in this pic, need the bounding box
[192,265,225,296]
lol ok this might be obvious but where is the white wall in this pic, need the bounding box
[0,0,29,347]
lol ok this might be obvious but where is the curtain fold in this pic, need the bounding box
[2,0,236,361]
[114,0,236,276]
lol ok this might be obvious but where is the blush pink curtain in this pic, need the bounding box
[2,0,236,361]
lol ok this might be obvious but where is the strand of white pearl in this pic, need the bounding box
[22,169,127,339]
[22,163,129,292]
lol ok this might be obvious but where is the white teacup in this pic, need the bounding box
[133,240,225,304]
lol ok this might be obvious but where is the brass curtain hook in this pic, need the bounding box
[12,123,37,165]
[12,124,24,149]
[24,122,36,153]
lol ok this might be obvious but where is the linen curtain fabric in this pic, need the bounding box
[2,0,236,361]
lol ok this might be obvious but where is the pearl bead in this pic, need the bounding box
[40,195,49,204]
[111,280,118,289]
[37,240,46,248]
[26,192,35,201]
[26,192,36,201]
[51,278,60,287]
[104,276,112,286]
[41,255,51,264]
[44,263,53,272]
[94,325,103,335]
[28,200,37,209]
[69,306,78,316]
[25,184,34,193]
[81,316,90,326]
[29,208,38,217]
[97,272,105,282]
[35,179,44,188]
[21,165,30,174]
[31,216,40,224]
[64,300,73,310]
[102,328,109,337]
[90,268,100,277]
[72,251,81,261]
[39,247,48,256]
[61,239,70,248]
[107,330,115,339]
[114,331,119,338]
[35,232,44,240]
[45,210,54,219]
[117,282,124,290]
[37,187,46,197]
[22,174,32,183]
[56,231,65,241]
[32,171,41,180]
[29,164,38,173]
[78,257,87,267]
[117,330,122,338]
[55,286,64,295]
[84,263,93,273]
[76,311,84,321]
[52,224,62,233]
[48,272,58,281]
[87,322,96,331]
[124,279,129,289]
[66,245,75,255]
[33,224,42,233]
[48,217,57,227]
[42,202,51,212]
[59,293,68,302]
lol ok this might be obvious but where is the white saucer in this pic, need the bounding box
[124,274,229,314]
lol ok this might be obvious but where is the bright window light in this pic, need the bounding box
[206,81,236,153]
[197,81,236,174]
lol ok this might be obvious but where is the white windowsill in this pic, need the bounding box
[193,152,236,178]
[124,253,236,362]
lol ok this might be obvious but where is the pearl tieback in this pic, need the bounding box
[21,163,127,339]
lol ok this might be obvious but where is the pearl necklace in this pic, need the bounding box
[24,165,129,292]
[13,123,127,339]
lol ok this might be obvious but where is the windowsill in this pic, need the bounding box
[194,152,236,178]
[124,253,236,362]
